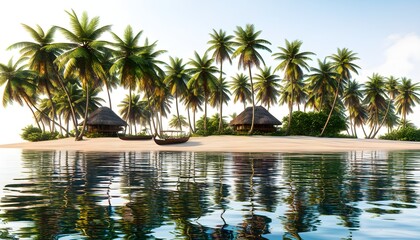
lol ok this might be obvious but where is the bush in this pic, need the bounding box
[282,111,347,137]
[195,114,232,136]
[21,125,59,142]
[380,127,420,141]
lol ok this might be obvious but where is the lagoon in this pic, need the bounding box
[0,149,420,239]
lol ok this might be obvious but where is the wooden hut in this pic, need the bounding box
[230,106,281,133]
[83,106,127,136]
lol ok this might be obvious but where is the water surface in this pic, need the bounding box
[0,149,419,239]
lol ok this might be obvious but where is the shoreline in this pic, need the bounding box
[1,135,420,153]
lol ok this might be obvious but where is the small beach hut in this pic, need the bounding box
[83,106,127,136]
[230,106,281,133]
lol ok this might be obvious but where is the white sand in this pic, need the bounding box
[1,135,420,153]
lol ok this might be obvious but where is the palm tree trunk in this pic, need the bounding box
[175,93,182,132]
[321,85,340,136]
[218,62,223,132]
[204,92,208,132]
[287,82,294,135]
[349,115,354,136]
[55,70,79,140]
[45,84,57,132]
[353,122,358,138]
[361,124,368,138]
[372,99,392,138]
[105,81,112,110]
[187,107,193,133]
[127,88,132,135]
[368,109,379,138]
[77,83,90,140]
[248,63,255,135]
[144,90,158,136]
[23,95,69,135]
[193,109,197,133]
[24,99,42,130]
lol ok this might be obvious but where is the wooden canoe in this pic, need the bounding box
[118,134,153,140]
[153,136,190,145]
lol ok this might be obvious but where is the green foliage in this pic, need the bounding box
[282,111,346,137]
[21,125,59,142]
[380,127,420,141]
[195,114,232,136]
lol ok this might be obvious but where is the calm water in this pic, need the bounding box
[0,149,420,239]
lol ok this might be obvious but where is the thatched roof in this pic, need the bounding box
[85,106,127,126]
[230,106,281,125]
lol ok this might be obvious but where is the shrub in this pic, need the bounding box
[380,127,420,141]
[195,114,231,136]
[21,125,59,142]
[282,111,347,137]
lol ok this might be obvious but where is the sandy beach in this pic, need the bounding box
[1,135,420,153]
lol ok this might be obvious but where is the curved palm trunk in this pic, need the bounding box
[204,92,208,132]
[286,81,294,135]
[55,70,79,140]
[77,83,89,141]
[24,98,42,130]
[193,109,197,133]
[321,84,340,136]
[23,94,69,134]
[187,107,193,133]
[126,88,132,135]
[145,89,158,136]
[218,62,223,132]
[248,63,255,135]
[367,110,378,139]
[105,81,112,110]
[175,93,182,131]
[372,99,392,138]
[45,84,57,132]
[361,124,368,138]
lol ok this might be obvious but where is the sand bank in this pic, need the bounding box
[1,136,420,153]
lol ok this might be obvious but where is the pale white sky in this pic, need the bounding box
[1,0,420,144]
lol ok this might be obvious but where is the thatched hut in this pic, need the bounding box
[83,106,127,136]
[230,106,281,133]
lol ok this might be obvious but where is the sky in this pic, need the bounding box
[1,0,420,144]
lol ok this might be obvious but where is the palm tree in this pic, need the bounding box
[182,85,203,133]
[109,25,145,129]
[209,77,231,131]
[55,81,83,135]
[54,9,111,140]
[305,59,338,112]
[164,57,189,131]
[150,79,172,134]
[321,48,360,136]
[136,39,166,136]
[0,58,66,132]
[8,24,62,132]
[119,93,144,134]
[343,80,364,137]
[363,73,387,138]
[100,48,120,109]
[230,73,251,110]
[254,66,280,110]
[372,76,399,138]
[232,24,271,134]
[0,58,40,128]
[394,77,420,128]
[273,39,314,134]
[188,51,218,132]
[207,29,235,131]
[168,114,189,130]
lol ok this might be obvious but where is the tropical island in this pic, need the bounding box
[1,9,420,145]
